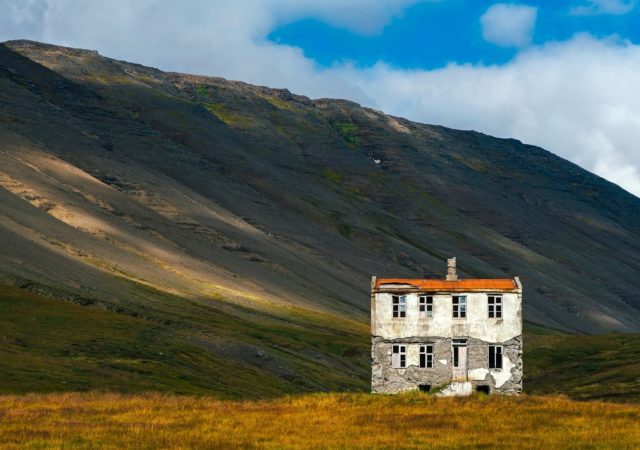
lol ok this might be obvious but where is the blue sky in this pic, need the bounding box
[269,1,640,69]
[1,0,640,196]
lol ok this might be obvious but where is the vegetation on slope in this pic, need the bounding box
[0,284,369,397]
[525,329,640,402]
[1,392,639,449]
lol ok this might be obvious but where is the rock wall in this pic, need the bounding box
[371,335,522,394]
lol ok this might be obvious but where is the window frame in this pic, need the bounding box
[452,296,467,318]
[392,295,407,318]
[488,295,502,319]
[488,345,503,370]
[419,344,434,368]
[392,344,407,368]
[419,295,433,318]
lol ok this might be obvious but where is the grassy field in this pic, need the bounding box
[1,392,639,449]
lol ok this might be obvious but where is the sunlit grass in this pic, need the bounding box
[0,392,639,449]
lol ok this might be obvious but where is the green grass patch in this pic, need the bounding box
[203,103,253,127]
[195,85,209,97]
[332,122,360,146]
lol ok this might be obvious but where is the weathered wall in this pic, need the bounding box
[372,291,521,342]
[371,336,522,394]
[371,285,523,394]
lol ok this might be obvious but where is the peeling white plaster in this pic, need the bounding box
[437,382,473,397]
[469,368,489,381]
[491,355,515,388]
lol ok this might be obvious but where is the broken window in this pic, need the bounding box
[392,344,406,368]
[419,295,433,318]
[489,345,503,369]
[452,296,467,318]
[488,296,502,319]
[392,295,407,318]
[419,344,434,368]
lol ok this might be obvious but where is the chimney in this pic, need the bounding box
[446,257,458,281]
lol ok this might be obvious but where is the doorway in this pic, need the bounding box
[452,339,467,381]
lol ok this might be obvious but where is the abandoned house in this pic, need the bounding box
[371,258,522,396]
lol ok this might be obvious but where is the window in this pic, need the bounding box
[392,295,407,318]
[452,296,467,318]
[489,345,503,369]
[392,345,406,368]
[419,295,433,318]
[488,296,502,319]
[419,345,434,368]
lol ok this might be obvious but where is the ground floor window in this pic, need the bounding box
[489,345,503,369]
[392,344,406,368]
[419,345,434,368]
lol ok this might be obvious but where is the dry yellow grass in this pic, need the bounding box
[1,393,640,449]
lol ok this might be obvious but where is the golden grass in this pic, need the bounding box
[1,392,639,449]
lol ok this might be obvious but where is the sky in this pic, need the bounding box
[1,0,640,196]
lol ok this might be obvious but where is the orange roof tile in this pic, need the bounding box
[375,278,518,292]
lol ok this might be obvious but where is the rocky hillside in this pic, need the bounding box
[1,40,639,342]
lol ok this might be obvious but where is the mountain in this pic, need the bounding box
[1,40,640,394]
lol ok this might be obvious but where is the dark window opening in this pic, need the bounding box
[418,384,432,393]
[476,385,490,395]
[419,345,434,368]
[392,295,407,318]
[488,296,502,319]
[489,345,503,369]
[453,296,467,318]
[419,295,433,318]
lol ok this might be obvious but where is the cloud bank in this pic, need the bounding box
[0,0,639,196]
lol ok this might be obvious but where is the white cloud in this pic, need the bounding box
[571,0,637,16]
[1,1,640,197]
[480,3,538,48]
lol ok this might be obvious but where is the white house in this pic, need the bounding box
[371,258,523,395]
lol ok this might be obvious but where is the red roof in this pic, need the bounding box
[374,278,518,292]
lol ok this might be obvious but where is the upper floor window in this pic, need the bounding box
[488,296,502,318]
[489,345,503,369]
[392,295,406,318]
[419,344,434,368]
[392,344,406,368]
[419,295,433,318]
[452,296,467,318]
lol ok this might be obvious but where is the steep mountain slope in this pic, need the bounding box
[1,40,639,349]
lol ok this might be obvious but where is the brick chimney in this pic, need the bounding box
[446,257,458,281]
